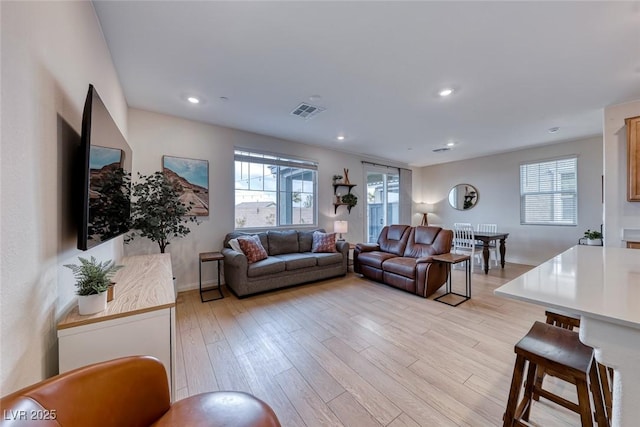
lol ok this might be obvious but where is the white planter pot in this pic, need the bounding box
[586,238,602,246]
[78,292,107,315]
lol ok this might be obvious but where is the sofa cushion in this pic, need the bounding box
[312,231,337,253]
[237,235,268,264]
[357,251,398,269]
[228,238,242,253]
[267,230,299,255]
[247,257,286,277]
[273,253,317,270]
[378,225,411,256]
[298,230,315,252]
[382,257,416,279]
[314,252,344,266]
[403,226,442,258]
[225,231,268,250]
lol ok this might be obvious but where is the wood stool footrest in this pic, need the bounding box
[536,388,581,413]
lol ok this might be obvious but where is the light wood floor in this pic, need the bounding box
[176,265,584,426]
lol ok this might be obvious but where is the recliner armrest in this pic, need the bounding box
[415,256,435,263]
[355,243,379,252]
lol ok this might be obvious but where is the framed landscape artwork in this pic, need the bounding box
[162,155,209,216]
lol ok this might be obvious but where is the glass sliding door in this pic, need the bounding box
[365,167,399,242]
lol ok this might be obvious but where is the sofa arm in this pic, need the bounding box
[222,248,248,288]
[222,247,247,265]
[335,240,349,254]
[415,256,435,264]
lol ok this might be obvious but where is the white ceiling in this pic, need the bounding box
[93,1,640,167]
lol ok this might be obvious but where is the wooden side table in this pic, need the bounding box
[199,252,224,302]
[432,253,471,307]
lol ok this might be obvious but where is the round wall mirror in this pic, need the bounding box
[448,184,479,210]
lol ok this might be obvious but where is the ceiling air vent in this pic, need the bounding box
[432,147,451,153]
[290,102,325,120]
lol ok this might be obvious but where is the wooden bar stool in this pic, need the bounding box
[537,310,614,420]
[503,321,609,427]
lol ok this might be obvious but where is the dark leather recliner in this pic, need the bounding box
[354,225,453,297]
[0,356,281,427]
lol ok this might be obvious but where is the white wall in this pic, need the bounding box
[603,99,640,246]
[127,109,410,291]
[0,1,128,393]
[419,137,603,265]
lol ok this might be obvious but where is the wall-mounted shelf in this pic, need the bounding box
[333,203,354,214]
[333,182,356,214]
[333,183,356,195]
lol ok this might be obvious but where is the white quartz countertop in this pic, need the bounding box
[495,245,640,329]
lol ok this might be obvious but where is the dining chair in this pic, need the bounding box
[475,223,499,268]
[453,223,475,273]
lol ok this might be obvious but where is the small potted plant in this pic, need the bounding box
[583,229,603,246]
[332,174,343,184]
[65,256,123,315]
[341,193,358,210]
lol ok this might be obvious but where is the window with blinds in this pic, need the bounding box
[234,149,317,229]
[520,157,577,225]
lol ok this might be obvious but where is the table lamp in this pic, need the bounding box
[334,220,348,241]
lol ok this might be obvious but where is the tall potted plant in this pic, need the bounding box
[128,171,198,253]
[65,256,122,315]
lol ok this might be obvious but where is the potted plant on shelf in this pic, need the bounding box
[64,256,123,315]
[341,193,358,211]
[583,229,603,246]
[128,171,199,253]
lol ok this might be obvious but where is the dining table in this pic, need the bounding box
[474,231,509,274]
[494,245,640,427]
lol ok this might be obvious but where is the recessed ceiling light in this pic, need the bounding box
[446,141,456,147]
[219,96,229,102]
[439,88,454,97]
[336,135,345,141]
[548,127,560,133]
[309,94,322,102]
[187,96,200,104]
[432,147,451,153]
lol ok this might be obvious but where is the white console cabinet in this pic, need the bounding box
[58,253,176,399]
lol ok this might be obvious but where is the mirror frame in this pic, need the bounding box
[448,183,479,210]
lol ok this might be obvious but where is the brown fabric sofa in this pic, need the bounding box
[354,225,453,298]
[0,356,281,427]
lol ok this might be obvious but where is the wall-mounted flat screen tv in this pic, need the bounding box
[78,84,133,250]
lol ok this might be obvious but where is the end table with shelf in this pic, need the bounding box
[432,253,471,307]
[199,252,224,302]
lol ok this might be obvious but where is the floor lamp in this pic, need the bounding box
[418,203,432,226]
[421,212,429,226]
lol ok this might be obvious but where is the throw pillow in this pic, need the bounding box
[312,231,337,253]
[228,238,242,253]
[237,235,268,263]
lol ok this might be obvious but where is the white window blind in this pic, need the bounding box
[234,149,317,229]
[520,157,577,225]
